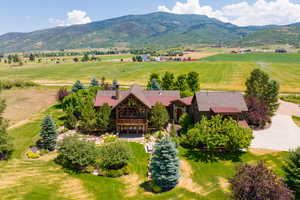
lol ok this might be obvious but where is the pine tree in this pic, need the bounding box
[90,77,99,87]
[187,71,200,92]
[283,147,300,198]
[150,136,180,191]
[0,97,13,160]
[39,115,58,151]
[72,80,85,93]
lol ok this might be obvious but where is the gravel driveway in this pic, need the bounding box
[251,115,300,151]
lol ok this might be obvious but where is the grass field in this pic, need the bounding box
[1,60,300,92]
[0,102,290,200]
[200,53,300,63]
[2,87,57,127]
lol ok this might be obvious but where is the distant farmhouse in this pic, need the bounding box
[95,85,248,135]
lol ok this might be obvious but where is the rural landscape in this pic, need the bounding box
[1,1,300,200]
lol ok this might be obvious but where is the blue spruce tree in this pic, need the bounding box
[150,136,180,191]
[149,79,162,90]
[39,115,58,151]
[72,80,85,92]
[90,77,99,87]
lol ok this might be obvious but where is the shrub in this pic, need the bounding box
[150,136,180,191]
[245,96,270,128]
[99,166,129,177]
[26,151,40,159]
[103,135,117,143]
[230,162,294,200]
[181,115,253,152]
[0,80,38,90]
[280,95,300,104]
[39,115,58,151]
[56,87,70,102]
[178,113,193,134]
[57,136,98,170]
[283,147,300,198]
[97,142,131,170]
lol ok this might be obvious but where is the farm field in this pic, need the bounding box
[200,52,300,63]
[0,103,288,200]
[1,60,300,92]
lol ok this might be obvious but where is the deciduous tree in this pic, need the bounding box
[246,69,279,116]
[161,72,175,90]
[187,71,200,92]
[150,103,169,130]
[230,162,294,200]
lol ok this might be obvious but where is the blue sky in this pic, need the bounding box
[1,0,300,35]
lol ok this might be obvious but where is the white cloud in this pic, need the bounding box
[49,10,91,27]
[158,0,300,26]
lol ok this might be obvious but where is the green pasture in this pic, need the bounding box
[200,52,300,63]
[0,60,299,92]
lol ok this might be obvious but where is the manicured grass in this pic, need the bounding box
[201,52,300,63]
[280,95,300,104]
[180,148,288,199]
[292,116,300,127]
[0,102,290,199]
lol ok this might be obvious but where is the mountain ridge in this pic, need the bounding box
[1,12,300,53]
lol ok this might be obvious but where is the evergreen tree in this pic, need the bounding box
[0,97,13,160]
[150,136,180,191]
[147,73,161,90]
[150,103,169,130]
[72,80,85,93]
[112,79,118,90]
[148,79,162,90]
[161,72,175,90]
[39,115,58,151]
[187,71,200,92]
[283,147,300,198]
[90,77,99,87]
[29,53,35,61]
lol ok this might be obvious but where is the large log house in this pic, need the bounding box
[94,85,249,135]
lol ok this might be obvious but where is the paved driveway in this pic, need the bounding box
[251,115,300,151]
[277,100,300,117]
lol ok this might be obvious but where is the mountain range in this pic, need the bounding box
[1,12,300,53]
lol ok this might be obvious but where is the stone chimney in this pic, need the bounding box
[115,84,120,99]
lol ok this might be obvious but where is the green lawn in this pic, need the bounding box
[200,52,300,63]
[292,116,300,127]
[0,102,290,200]
[280,95,300,104]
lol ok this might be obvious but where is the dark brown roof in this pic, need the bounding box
[194,92,248,112]
[95,85,181,108]
[211,107,241,113]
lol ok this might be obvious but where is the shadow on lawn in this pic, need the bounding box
[183,149,245,163]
